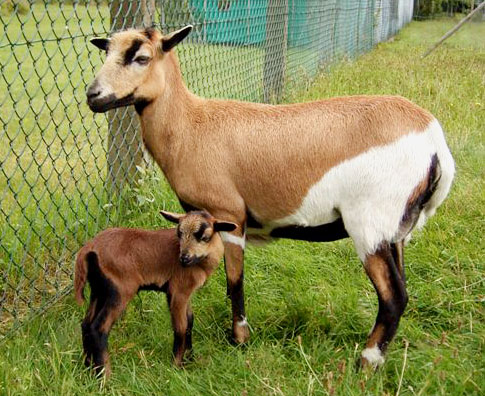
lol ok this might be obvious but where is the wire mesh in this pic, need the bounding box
[0,0,414,338]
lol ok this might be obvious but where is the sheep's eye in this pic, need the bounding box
[134,55,150,65]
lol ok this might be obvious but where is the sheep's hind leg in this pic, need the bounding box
[390,240,406,284]
[361,242,408,368]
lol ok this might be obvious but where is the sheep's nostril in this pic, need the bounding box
[87,85,101,100]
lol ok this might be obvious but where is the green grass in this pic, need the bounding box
[1,16,484,396]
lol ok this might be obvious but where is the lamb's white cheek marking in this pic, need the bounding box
[362,345,385,366]
[220,232,246,250]
[270,125,441,260]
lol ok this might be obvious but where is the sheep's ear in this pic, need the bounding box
[90,37,110,51]
[160,210,184,224]
[213,220,238,233]
[161,25,192,52]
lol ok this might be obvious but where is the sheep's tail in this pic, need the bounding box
[416,120,455,230]
[74,248,97,305]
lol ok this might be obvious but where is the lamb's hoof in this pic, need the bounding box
[185,349,195,362]
[93,363,111,378]
[173,357,184,368]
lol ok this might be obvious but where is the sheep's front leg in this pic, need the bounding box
[222,230,249,344]
[168,291,190,367]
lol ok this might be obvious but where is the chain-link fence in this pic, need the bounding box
[0,0,413,338]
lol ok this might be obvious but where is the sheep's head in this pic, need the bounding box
[86,26,192,113]
[160,210,238,267]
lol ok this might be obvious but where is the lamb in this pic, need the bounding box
[74,210,237,376]
[85,26,455,367]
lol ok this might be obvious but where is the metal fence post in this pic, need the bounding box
[107,0,154,193]
[371,0,376,46]
[357,0,362,53]
[263,0,288,104]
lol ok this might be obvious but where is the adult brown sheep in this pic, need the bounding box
[86,26,454,367]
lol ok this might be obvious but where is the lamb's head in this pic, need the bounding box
[160,210,238,267]
[86,26,192,113]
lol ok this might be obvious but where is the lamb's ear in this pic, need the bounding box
[160,210,185,224]
[161,25,192,52]
[213,220,238,233]
[90,37,110,51]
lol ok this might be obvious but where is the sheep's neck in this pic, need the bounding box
[138,53,202,177]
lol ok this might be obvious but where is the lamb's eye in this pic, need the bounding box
[194,224,209,241]
[134,55,150,65]
[200,235,211,243]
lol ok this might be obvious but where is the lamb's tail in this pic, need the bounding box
[74,249,97,305]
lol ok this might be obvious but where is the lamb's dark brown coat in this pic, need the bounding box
[74,211,236,376]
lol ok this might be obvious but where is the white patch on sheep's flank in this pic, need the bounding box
[262,119,454,260]
[362,344,385,367]
[220,232,246,249]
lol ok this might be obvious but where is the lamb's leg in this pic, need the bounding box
[361,242,408,368]
[81,294,99,368]
[185,303,194,357]
[168,291,190,367]
[87,294,129,377]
